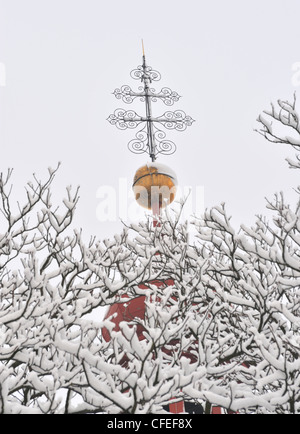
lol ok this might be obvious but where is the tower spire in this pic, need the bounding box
[104,48,204,415]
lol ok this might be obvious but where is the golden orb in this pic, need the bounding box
[133,162,178,210]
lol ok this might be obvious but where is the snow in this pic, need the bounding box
[144,161,178,184]
[2,152,300,414]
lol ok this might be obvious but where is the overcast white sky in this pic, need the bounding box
[0,0,300,241]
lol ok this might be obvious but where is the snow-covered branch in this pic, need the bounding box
[256,93,300,169]
[2,107,300,416]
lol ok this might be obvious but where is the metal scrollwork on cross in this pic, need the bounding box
[107,44,194,162]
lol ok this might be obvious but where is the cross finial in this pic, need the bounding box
[107,47,194,161]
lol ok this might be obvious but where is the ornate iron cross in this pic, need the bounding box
[107,45,194,162]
